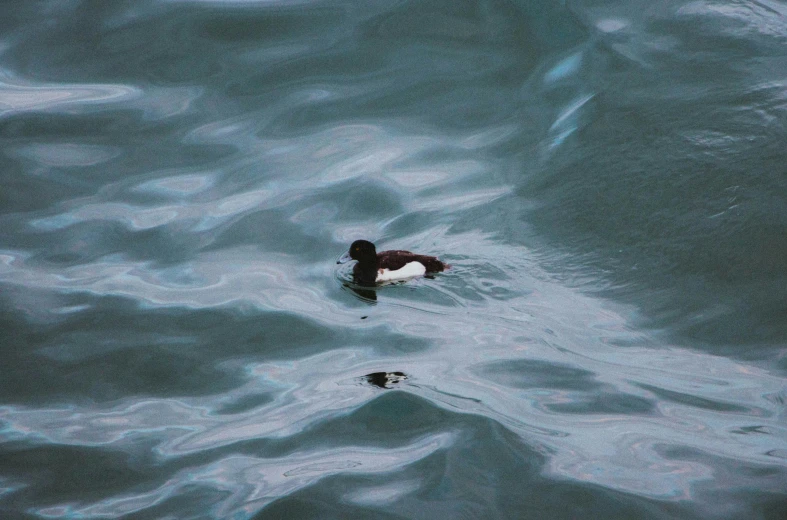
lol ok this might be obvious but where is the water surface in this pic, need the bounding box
[1,1,786,518]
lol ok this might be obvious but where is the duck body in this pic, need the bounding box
[337,240,448,286]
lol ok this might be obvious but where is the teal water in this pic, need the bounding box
[1,1,786,518]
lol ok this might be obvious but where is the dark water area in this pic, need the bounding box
[1,0,786,518]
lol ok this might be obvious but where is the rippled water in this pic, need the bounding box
[1,1,786,518]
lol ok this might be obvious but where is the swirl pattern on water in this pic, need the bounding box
[0,0,785,518]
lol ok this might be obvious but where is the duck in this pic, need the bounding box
[337,239,448,286]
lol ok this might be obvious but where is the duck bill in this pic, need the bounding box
[336,251,353,264]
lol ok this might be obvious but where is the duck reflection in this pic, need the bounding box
[342,282,378,302]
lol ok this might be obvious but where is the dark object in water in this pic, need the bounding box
[365,371,408,389]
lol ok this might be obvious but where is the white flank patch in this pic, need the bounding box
[376,261,426,282]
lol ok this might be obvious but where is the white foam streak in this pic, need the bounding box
[0,69,202,120]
